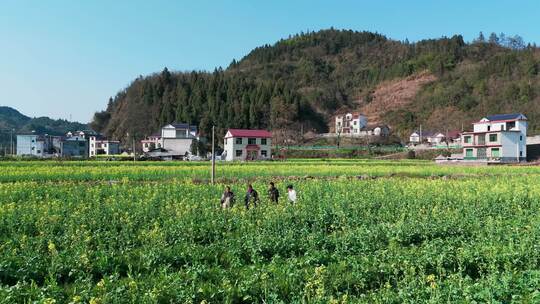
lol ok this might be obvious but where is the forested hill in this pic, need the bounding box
[91,29,540,142]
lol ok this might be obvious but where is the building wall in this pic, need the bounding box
[16,135,43,156]
[108,143,120,155]
[90,136,121,156]
[61,140,89,158]
[335,114,367,134]
[474,120,528,133]
[463,132,526,161]
[16,135,34,156]
[517,120,528,136]
[142,137,162,152]
[224,137,272,161]
[89,137,96,156]
[409,133,420,143]
[162,127,193,139]
[501,132,526,160]
[162,138,193,156]
[162,127,177,138]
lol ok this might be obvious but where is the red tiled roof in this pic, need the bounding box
[446,130,461,138]
[226,129,272,138]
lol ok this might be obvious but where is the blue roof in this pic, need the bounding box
[485,113,526,121]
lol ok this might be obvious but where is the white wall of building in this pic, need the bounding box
[16,135,44,156]
[162,138,193,156]
[409,133,420,143]
[335,113,367,134]
[501,132,526,160]
[473,120,527,134]
[162,127,177,139]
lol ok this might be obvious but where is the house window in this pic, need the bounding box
[261,138,267,145]
[520,135,523,141]
[235,150,242,157]
[487,126,491,131]
[248,138,256,145]
[507,121,516,129]
[261,150,268,157]
[464,136,472,144]
[224,138,227,145]
[465,149,474,157]
[353,121,357,125]
[520,151,523,157]
[235,138,243,145]
[489,134,497,142]
[37,150,41,154]
[491,148,500,157]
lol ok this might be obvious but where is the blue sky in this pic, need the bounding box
[1,0,539,122]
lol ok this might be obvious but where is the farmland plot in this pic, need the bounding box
[1,160,540,303]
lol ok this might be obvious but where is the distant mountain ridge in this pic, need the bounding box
[0,106,31,130]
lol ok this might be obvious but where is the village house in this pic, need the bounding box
[223,129,272,161]
[461,113,527,162]
[409,130,461,145]
[17,130,119,158]
[141,133,162,152]
[446,130,462,144]
[141,123,198,159]
[335,113,367,135]
[359,125,391,137]
[16,134,48,157]
[61,136,89,158]
[409,131,441,144]
[88,136,120,157]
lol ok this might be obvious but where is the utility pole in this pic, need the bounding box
[446,128,449,149]
[211,125,216,184]
[132,133,136,162]
[10,129,14,156]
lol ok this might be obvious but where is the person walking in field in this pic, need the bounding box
[268,182,280,203]
[220,186,235,209]
[287,185,297,204]
[244,184,259,209]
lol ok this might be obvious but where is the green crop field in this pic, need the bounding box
[2,160,540,303]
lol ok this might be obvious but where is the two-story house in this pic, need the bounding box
[88,136,120,157]
[141,123,198,158]
[223,129,272,161]
[335,113,367,135]
[461,113,527,162]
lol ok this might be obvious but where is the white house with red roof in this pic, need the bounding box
[223,129,272,161]
[461,113,527,162]
[335,113,367,135]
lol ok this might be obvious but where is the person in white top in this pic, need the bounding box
[287,185,297,204]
